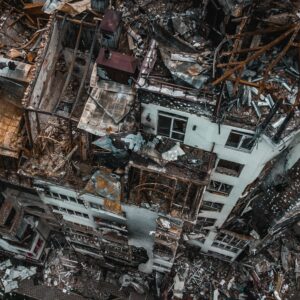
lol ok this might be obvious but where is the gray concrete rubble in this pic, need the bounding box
[0,259,36,293]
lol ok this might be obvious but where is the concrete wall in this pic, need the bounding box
[35,180,158,273]
[141,103,300,260]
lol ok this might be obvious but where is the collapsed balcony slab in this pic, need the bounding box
[78,80,136,136]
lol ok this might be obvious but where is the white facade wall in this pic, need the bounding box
[35,181,158,273]
[35,182,127,229]
[141,103,300,260]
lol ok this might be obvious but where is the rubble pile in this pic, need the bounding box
[42,247,153,299]
[44,250,79,294]
[170,231,300,300]
[0,0,300,300]
[0,259,36,294]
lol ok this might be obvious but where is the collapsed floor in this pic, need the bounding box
[0,0,300,299]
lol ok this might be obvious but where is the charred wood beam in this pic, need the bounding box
[227,77,260,88]
[231,14,251,94]
[146,78,199,91]
[261,23,300,91]
[213,25,298,86]
[56,14,98,27]
[214,16,249,116]
[217,61,246,67]
[227,24,295,39]
[221,46,263,56]
[213,37,228,79]
[25,107,79,123]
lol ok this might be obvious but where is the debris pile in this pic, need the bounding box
[42,247,152,299]
[0,259,36,294]
[44,250,79,294]
[0,0,300,299]
[169,229,300,300]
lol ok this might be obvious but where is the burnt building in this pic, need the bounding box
[0,0,300,298]
[0,188,52,263]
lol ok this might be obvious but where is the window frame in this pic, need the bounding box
[215,159,244,177]
[225,130,255,152]
[207,180,233,196]
[195,217,216,230]
[202,201,224,212]
[212,233,248,253]
[157,111,187,142]
[47,191,85,207]
[90,202,103,211]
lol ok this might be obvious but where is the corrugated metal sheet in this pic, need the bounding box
[78,80,135,136]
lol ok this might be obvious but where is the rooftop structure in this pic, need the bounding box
[0,0,300,299]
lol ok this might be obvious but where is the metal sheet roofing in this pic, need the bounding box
[78,80,135,136]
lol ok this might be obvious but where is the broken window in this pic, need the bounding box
[60,194,68,200]
[202,201,224,212]
[90,202,103,211]
[225,130,255,152]
[51,205,59,211]
[207,180,233,196]
[157,112,187,142]
[68,197,76,202]
[212,233,248,254]
[195,217,216,232]
[51,192,60,199]
[47,191,85,206]
[215,159,244,177]
[77,199,85,205]
[212,241,239,253]
[215,233,248,248]
[55,206,89,219]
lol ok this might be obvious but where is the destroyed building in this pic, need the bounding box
[0,0,300,299]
